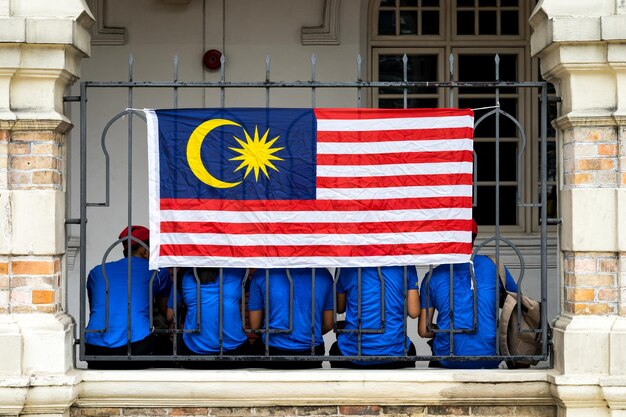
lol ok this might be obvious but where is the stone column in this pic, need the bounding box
[0,0,93,416]
[530,1,626,416]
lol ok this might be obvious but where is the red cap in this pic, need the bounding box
[118,225,150,249]
[471,219,478,236]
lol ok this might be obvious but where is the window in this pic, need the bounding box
[371,0,556,232]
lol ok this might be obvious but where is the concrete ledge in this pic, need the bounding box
[77,369,554,407]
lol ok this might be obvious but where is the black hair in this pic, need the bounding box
[123,239,149,258]
[196,268,219,284]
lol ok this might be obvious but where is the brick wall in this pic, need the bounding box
[0,127,65,314]
[0,256,63,313]
[70,405,556,417]
[563,251,619,315]
[562,126,618,188]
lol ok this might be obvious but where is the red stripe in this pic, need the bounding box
[317,150,473,166]
[160,196,473,212]
[160,242,472,258]
[160,219,473,235]
[317,127,473,143]
[317,173,473,189]
[314,108,474,120]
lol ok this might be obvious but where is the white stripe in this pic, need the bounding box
[155,253,472,269]
[316,185,472,200]
[145,109,162,271]
[160,231,471,247]
[160,207,472,223]
[317,161,473,177]
[317,115,473,132]
[317,139,473,155]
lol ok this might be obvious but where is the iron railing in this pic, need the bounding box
[69,53,552,366]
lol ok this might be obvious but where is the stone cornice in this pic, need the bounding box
[301,0,341,46]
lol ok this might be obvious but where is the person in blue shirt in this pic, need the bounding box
[418,220,519,369]
[85,225,172,369]
[167,267,254,369]
[248,268,334,369]
[330,266,420,369]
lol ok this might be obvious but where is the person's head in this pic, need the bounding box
[119,225,150,258]
[471,219,478,244]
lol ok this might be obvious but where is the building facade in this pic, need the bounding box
[0,0,625,416]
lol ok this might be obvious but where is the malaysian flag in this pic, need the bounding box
[145,108,474,269]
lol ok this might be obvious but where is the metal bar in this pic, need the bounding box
[449,264,454,357]
[125,54,134,357]
[494,54,501,355]
[540,84,549,355]
[64,95,81,102]
[83,80,548,88]
[402,54,408,109]
[172,267,178,355]
[311,268,316,355]
[449,53,454,106]
[356,54,362,108]
[219,268,224,356]
[403,265,408,356]
[357,267,362,358]
[264,269,270,356]
[265,54,270,108]
[78,80,88,361]
[311,54,316,108]
[220,54,225,107]
[173,54,179,108]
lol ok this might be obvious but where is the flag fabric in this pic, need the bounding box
[145,108,474,269]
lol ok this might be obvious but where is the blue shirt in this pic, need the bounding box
[337,266,419,362]
[170,268,247,354]
[85,256,171,348]
[420,254,519,369]
[248,268,334,351]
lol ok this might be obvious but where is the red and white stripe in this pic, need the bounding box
[151,108,474,269]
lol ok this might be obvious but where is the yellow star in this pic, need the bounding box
[229,126,284,181]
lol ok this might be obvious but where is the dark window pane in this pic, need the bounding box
[380,0,396,6]
[400,11,418,34]
[538,141,557,183]
[458,54,517,93]
[478,10,497,34]
[479,0,496,6]
[421,0,439,6]
[378,10,396,35]
[457,11,475,34]
[474,141,518,181]
[474,186,517,225]
[400,0,417,5]
[500,0,518,6]
[378,54,438,94]
[457,0,474,6]
[460,98,518,138]
[422,11,439,34]
[501,11,519,35]
[539,99,557,137]
[379,98,439,108]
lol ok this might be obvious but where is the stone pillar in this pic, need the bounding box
[0,0,93,416]
[530,1,626,416]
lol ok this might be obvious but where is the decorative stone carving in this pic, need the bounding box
[88,0,126,46]
[301,0,340,46]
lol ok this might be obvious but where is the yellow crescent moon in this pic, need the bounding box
[186,118,242,189]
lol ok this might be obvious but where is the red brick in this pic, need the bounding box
[12,260,55,275]
[598,144,618,156]
[339,406,381,415]
[32,289,54,304]
[8,143,30,155]
[566,287,595,302]
[0,130,10,141]
[574,302,617,315]
[10,156,57,170]
[598,288,618,301]
[32,170,61,185]
[576,158,615,171]
[0,262,7,275]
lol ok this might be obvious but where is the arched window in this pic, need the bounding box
[370,0,557,232]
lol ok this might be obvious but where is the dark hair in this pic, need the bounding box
[123,239,149,258]
[196,267,219,284]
